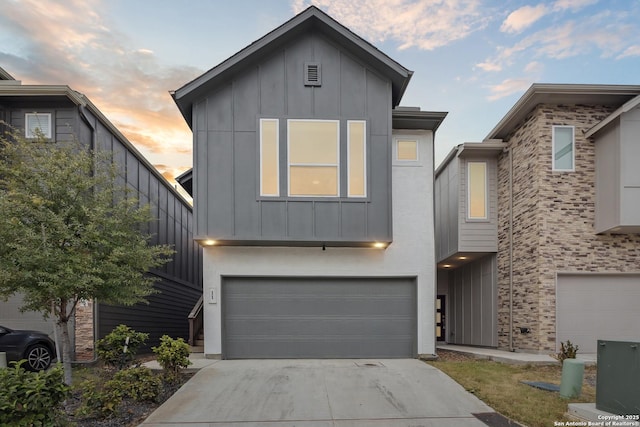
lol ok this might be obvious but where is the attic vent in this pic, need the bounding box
[304,62,321,86]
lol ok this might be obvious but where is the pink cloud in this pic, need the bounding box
[500,4,548,34]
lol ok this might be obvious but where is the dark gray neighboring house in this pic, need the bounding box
[173,6,446,359]
[0,67,202,359]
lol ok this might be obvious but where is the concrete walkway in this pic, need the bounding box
[437,344,597,365]
[139,359,495,427]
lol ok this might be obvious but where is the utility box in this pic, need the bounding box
[596,340,640,415]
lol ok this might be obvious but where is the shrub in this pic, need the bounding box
[554,340,579,362]
[77,366,161,417]
[96,324,148,370]
[152,335,192,381]
[0,361,69,426]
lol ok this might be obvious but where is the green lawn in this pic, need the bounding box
[427,354,596,427]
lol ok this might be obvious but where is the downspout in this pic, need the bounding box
[74,104,99,365]
[508,146,514,352]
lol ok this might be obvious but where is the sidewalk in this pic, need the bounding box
[437,344,597,365]
[143,353,219,373]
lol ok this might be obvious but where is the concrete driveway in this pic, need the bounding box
[140,359,495,427]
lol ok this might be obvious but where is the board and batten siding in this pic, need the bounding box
[80,108,202,347]
[192,31,392,245]
[457,156,499,252]
[447,254,498,347]
[435,157,459,261]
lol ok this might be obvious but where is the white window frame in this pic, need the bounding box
[287,119,340,198]
[25,113,52,139]
[396,139,419,162]
[259,118,279,197]
[347,120,367,198]
[552,125,575,172]
[467,161,488,220]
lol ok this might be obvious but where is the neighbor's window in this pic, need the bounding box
[288,120,339,197]
[397,139,418,161]
[467,161,487,220]
[25,113,52,138]
[348,120,366,197]
[552,126,575,171]
[260,119,279,196]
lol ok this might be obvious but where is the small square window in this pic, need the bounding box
[25,113,52,139]
[397,140,418,161]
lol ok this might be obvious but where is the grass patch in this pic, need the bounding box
[428,353,596,427]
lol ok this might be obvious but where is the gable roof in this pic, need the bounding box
[0,67,15,80]
[485,83,640,141]
[172,6,413,128]
[0,78,192,208]
[585,94,640,138]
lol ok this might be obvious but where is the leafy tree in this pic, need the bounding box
[0,130,173,384]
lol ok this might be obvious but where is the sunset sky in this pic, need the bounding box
[1,0,639,184]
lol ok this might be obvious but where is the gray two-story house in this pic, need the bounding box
[173,6,446,359]
[0,67,202,359]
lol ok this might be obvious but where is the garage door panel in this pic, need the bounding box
[223,277,416,359]
[557,274,640,354]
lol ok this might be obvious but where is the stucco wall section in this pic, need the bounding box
[497,104,640,353]
[74,300,94,360]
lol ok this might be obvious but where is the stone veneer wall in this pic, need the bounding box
[74,300,94,360]
[497,104,640,353]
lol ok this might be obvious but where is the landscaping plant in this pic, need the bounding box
[96,324,149,370]
[554,340,579,363]
[152,335,192,382]
[0,361,69,426]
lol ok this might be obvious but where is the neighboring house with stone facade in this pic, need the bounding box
[435,84,640,354]
[0,67,202,360]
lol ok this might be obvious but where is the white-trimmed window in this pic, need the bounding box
[396,139,418,161]
[467,161,487,220]
[25,113,52,138]
[552,125,575,171]
[288,119,339,197]
[260,119,279,196]
[347,120,366,197]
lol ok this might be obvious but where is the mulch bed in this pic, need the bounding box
[63,371,193,427]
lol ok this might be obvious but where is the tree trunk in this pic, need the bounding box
[57,318,73,385]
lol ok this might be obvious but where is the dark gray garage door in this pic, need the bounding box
[222,277,416,359]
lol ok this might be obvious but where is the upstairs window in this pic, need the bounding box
[467,161,487,220]
[347,120,366,197]
[288,119,339,197]
[396,139,418,161]
[553,126,575,171]
[25,113,52,138]
[260,119,279,196]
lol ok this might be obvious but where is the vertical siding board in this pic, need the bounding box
[233,69,259,132]
[367,134,390,239]
[287,201,314,238]
[365,70,389,136]
[312,36,340,117]
[341,202,366,238]
[340,53,366,117]
[285,37,313,117]
[314,202,341,239]
[208,131,234,237]
[259,52,286,116]
[261,201,287,238]
[233,132,260,237]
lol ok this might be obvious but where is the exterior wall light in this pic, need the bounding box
[373,242,387,249]
[202,240,217,246]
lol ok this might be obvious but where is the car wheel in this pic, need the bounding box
[25,344,52,371]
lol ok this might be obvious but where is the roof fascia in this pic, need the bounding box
[485,84,640,141]
[0,67,15,80]
[585,94,640,138]
[392,110,448,132]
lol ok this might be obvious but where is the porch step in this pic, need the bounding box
[195,338,204,346]
[190,345,204,353]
